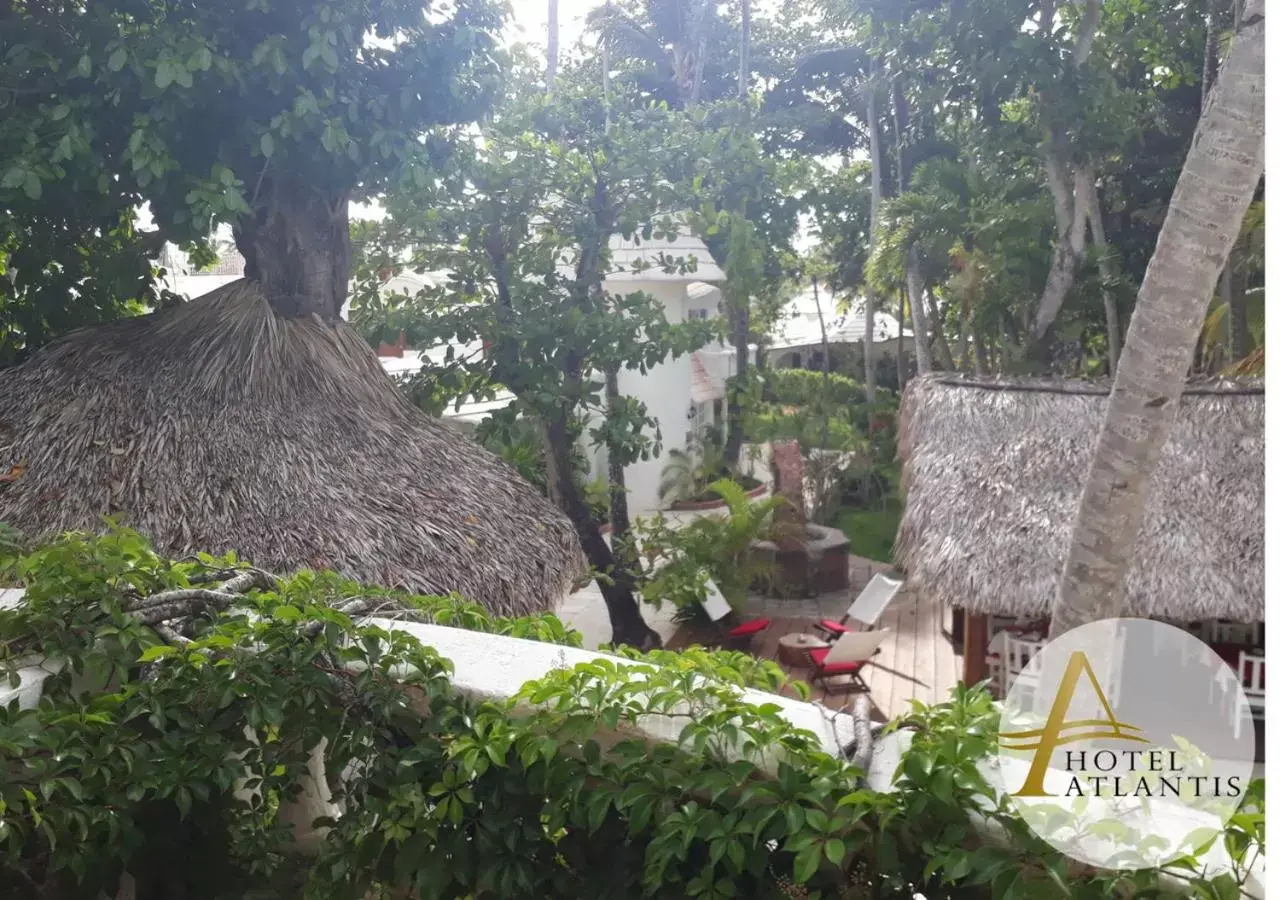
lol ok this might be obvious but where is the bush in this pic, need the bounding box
[0,530,1263,899]
[636,479,786,614]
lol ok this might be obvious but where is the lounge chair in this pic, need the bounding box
[699,580,770,651]
[814,573,903,640]
[807,629,890,693]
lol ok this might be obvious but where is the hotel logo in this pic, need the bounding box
[994,619,1255,870]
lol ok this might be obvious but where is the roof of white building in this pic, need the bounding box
[603,231,725,284]
[770,286,911,350]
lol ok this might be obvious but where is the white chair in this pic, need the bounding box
[986,630,1009,698]
[813,573,903,639]
[1206,620,1261,647]
[1001,635,1047,702]
[808,629,891,693]
[1234,652,1265,740]
[699,579,732,623]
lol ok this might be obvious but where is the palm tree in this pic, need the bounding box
[586,0,723,107]
[1048,0,1264,637]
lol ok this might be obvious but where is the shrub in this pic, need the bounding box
[0,530,1263,899]
[636,480,786,617]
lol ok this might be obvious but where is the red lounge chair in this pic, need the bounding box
[814,574,903,639]
[724,617,770,650]
[808,629,890,693]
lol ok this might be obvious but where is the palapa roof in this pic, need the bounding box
[895,374,1263,622]
[0,282,582,617]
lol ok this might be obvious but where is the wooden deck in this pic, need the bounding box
[666,557,963,723]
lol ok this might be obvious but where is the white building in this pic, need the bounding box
[585,232,730,517]
[154,232,733,517]
[766,285,912,371]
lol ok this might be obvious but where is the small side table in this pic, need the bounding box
[777,632,828,667]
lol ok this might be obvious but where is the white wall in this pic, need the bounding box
[615,281,694,517]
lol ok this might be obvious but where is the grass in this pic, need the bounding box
[835,500,902,564]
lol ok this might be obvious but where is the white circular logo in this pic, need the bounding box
[995,618,1257,870]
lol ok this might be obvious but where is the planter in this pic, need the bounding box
[667,481,768,512]
[749,525,850,598]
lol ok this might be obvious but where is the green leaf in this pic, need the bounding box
[793,842,822,884]
[260,133,275,158]
[138,645,177,662]
[823,838,845,866]
[22,172,41,200]
[108,48,128,71]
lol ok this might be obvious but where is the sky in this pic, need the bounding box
[507,0,596,53]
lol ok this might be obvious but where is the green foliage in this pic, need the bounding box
[1,0,504,353]
[0,530,1264,898]
[764,368,867,409]
[636,479,785,614]
[835,503,902,565]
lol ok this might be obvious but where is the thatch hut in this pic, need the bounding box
[0,283,582,617]
[896,374,1263,683]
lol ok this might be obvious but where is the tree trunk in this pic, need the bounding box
[1223,253,1249,362]
[905,247,933,374]
[723,299,750,467]
[546,411,660,649]
[923,288,956,370]
[957,297,973,372]
[1084,181,1122,373]
[974,334,990,375]
[547,0,559,89]
[738,0,749,101]
[864,70,884,403]
[1028,158,1091,351]
[1028,0,1101,352]
[896,289,908,387]
[233,176,350,321]
[603,367,633,543]
[1049,0,1264,638]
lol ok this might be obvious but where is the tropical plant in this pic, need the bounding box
[637,479,785,622]
[658,429,733,503]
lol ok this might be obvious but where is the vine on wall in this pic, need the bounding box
[0,529,1264,899]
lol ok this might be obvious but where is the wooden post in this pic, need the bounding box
[962,610,988,687]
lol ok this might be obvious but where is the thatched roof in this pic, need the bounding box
[896,374,1263,622]
[0,282,582,617]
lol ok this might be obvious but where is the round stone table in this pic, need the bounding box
[777,632,829,667]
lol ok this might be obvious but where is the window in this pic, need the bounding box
[687,308,709,320]
[713,399,723,428]
[789,351,803,368]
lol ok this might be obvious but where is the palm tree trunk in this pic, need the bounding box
[864,72,884,400]
[546,0,559,89]
[923,287,955,370]
[974,335,990,375]
[1223,252,1249,361]
[1049,0,1264,638]
[896,289,908,386]
[905,247,933,373]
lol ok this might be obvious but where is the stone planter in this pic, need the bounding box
[667,481,769,512]
[750,525,851,598]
